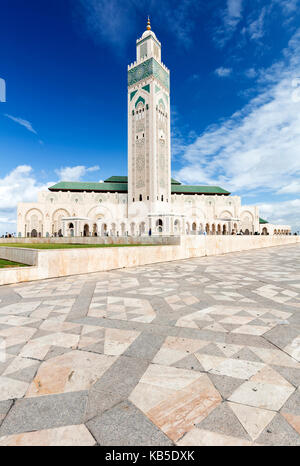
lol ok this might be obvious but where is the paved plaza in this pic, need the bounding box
[0,244,299,446]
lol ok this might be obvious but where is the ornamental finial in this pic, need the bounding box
[147,16,151,30]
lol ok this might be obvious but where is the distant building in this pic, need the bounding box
[17,20,291,238]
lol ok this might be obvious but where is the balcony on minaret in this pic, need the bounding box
[134,18,164,66]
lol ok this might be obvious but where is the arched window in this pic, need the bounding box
[139,194,142,201]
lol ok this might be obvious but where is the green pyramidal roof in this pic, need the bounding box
[49,176,230,195]
[171,185,230,194]
[104,176,182,185]
[171,178,181,185]
[104,176,128,183]
[49,181,128,193]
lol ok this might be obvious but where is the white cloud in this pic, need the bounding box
[0,78,6,102]
[0,164,100,235]
[75,0,200,51]
[215,67,232,77]
[76,0,131,49]
[0,166,53,235]
[227,0,243,19]
[245,68,257,79]
[175,29,300,229]
[215,0,244,46]
[4,114,37,134]
[277,181,300,194]
[0,166,52,210]
[273,0,299,13]
[55,165,100,181]
[259,198,300,231]
[248,8,266,41]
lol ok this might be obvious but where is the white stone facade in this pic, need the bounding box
[17,189,290,238]
[17,22,291,238]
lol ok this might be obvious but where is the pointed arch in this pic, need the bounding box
[135,96,145,108]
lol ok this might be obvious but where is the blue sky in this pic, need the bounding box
[0,0,300,234]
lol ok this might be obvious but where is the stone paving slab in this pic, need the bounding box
[0,243,299,445]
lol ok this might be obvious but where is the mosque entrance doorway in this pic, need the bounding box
[83,224,90,237]
[68,223,74,237]
[93,224,98,236]
[156,219,163,233]
[31,229,37,238]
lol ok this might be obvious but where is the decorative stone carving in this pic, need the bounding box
[128,58,169,90]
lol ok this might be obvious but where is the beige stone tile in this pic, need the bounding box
[177,428,252,446]
[284,336,300,362]
[104,328,139,355]
[0,424,96,446]
[165,295,180,304]
[0,315,40,327]
[19,341,51,360]
[250,347,299,368]
[232,325,269,336]
[30,308,54,319]
[140,364,201,391]
[229,402,276,440]
[26,350,116,396]
[228,381,295,411]
[0,326,36,348]
[0,302,41,315]
[0,376,29,401]
[129,382,177,413]
[215,343,243,358]
[203,322,228,333]
[220,316,254,325]
[210,359,265,380]
[165,337,209,353]
[3,356,38,377]
[78,335,99,349]
[152,347,188,366]
[81,325,101,335]
[282,413,300,435]
[153,336,208,366]
[250,365,293,387]
[207,306,241,316]
[20,332,79,360]
[39,321,80,332]
[147,375,222,442]
[194,354,225,371]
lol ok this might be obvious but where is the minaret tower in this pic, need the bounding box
[127,18,171,231]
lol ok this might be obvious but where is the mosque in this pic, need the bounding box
[17,19,291,238]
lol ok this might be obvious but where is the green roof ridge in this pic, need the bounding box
[49,178,230,195]
[104,176,128,183]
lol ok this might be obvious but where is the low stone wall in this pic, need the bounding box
[0,235,299,286]
[199,235,300,256]
[0,236,180,245]
[0,247,38,266]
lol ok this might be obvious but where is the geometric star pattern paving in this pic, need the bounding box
[0,244,299,445]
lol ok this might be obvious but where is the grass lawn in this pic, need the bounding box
[0,259,28,268]
[0,243,154,249]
